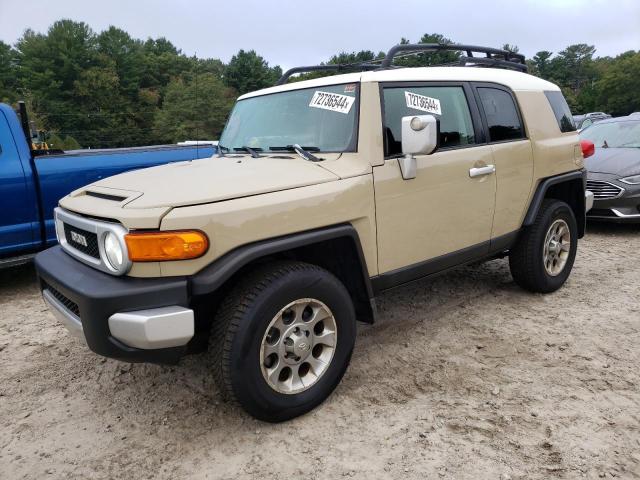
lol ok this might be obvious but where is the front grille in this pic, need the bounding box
[586,180,624,199]
[44,283,80,317]
[63,223,100,258]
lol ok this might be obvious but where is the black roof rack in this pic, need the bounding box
[276,63,381,86]
[275,43,528,85]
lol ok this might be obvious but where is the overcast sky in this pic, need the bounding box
[1,0,638,69]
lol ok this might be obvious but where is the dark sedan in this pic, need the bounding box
[582,114,640,221]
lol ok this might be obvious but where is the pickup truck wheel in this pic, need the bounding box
[209,261,356,422]
[509,199,578,293]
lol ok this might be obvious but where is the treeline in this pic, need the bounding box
[0,20,281,148]
[0,23,638,149]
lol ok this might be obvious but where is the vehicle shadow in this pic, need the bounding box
[586,220,640,236]
[0,262,38,295]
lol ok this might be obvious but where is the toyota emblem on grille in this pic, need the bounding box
[70,231,88,247]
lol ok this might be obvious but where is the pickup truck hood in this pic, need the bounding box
[87,155,340,209]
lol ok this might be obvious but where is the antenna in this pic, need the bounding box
[195,52,199,160]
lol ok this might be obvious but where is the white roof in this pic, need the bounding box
[239,66,559,100]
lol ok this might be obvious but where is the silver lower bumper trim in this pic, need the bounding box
[108,306,194,350]
[585,190,594,213]
[611,208,640,218]
[42,289,85,340]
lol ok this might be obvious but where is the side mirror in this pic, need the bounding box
[399,115,439,180]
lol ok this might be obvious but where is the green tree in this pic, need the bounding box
[63,135,81,150]
[96,27,145,100]
[529,50,554,78]
[224,50,281,95]
[595,51,640,116]
[328,50,384,65]
[154,73,236,143]
[553,44,597,91]
[16,20,100,144]
[47,133,64,150]
[395,33,460,67]
[0,41,18,102]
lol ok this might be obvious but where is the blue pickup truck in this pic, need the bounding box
[0,103,215,266]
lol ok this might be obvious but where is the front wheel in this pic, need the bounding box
[509,199,578,293]
[209,261,356,422]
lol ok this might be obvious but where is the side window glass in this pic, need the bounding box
[382,86,475,156]
[544,90,577,133]
[477,87,524,142]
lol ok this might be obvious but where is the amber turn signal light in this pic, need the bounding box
[125,231,209,262]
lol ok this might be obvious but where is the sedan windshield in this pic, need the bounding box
[219,83,359,153]
[580,120,640,148]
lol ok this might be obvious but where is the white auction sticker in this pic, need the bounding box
[309,91,355,114]
[404,91,442,115]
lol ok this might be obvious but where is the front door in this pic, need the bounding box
[373,82,496,280]
[0,110,38,256]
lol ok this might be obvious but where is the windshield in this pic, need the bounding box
[580,120,640,148]
[219,83,359,153]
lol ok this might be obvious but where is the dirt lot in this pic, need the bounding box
[1,223,639,480]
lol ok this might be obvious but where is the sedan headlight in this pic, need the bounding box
[104,231,125,270]
[619,175,640,185]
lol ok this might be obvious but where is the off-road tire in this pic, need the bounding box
[209,261,356,422]
[509,199,578,293]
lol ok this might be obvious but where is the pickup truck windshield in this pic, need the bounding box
[219,83,359,153]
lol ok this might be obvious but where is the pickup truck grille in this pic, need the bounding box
[586,180,624,199]
[63,223,100,259]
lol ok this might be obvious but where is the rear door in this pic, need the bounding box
[373,82,497,279]
[472,84,533,241]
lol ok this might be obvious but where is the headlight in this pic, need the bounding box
[619,175,640,185]
[104,231,125,270]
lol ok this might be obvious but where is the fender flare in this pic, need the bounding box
[190,224,375,315]
[522,170,587,237]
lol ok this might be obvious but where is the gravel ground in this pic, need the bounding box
[1,223,639,480]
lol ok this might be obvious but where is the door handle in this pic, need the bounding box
[469,165,496,178]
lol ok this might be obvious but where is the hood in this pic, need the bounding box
[87,155,340,209]
[585,147,640,176]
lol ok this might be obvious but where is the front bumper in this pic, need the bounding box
[35,246,194,364]
[587,172,640,222]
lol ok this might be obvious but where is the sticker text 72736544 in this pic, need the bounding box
[404,91,442,115]
[309,91,355,114]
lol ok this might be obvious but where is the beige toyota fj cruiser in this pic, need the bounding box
[36,44,594,422]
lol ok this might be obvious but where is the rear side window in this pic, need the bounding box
[477,87,525,142]
[382,85,476,156]
[544,91,576,132]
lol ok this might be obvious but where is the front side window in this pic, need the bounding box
[219,83,359,153]
[382,85,476,156]
[477,87,525,142]
[545,91,576,133]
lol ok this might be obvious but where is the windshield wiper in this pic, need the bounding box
[234,146,263,158]
[218,144,230,157]
[269,145,323,162]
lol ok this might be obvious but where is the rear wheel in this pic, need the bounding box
[509,199,578,293]
[210,261,356,422]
